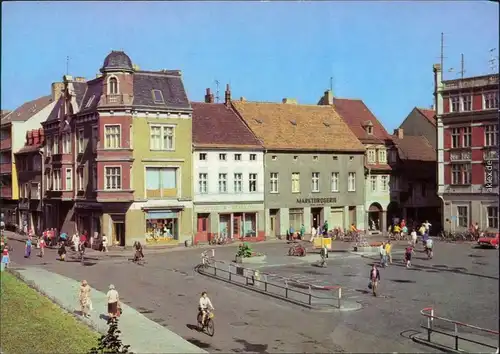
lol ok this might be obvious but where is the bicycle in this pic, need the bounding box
[201,251,215,268]
[197,310,215,336]
[288,243,306,256]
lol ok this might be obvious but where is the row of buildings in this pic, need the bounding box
[1,51,498,246]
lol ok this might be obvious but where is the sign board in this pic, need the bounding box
[297,197,337,204]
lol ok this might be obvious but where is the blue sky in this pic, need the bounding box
[1,1,498,130]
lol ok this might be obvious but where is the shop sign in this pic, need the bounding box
[146,210,178,219]
[296,197,337,204]
[195,204,264,213]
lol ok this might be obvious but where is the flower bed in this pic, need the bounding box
[234,243,266,263]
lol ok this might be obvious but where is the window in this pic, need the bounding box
[381,175,389,192]
[484,92,499,109]
[370,175,377,192]
[378,149,387,163]
[291,172,300,193]
[421,182,427,197]
[53,136,59,155]
[234,154,241,161]
[311,172,320,192]
[462,95,472,111]
[293,156,298,161]
[367,149,376,163]
[249,154,256,161]
[150,125,174,150]
[77,167,84,190]
[234,173,242,192]
[62,133,71,154]
[333,156,338,160]
[457,206,468,228]
[388,150,397,163]
[152,89,164,104]
[313,156,318,161]
[451,164,471,185]
[92,165,97,190]
[46,171,52,190]
[348,172,356,192]
[105,125,121,149]
[77,129,84,153]
[104,167,121,190]
[31,182,40,199]
[487,206,499,229]
[65,168,72,190]
[92,126,98,152]
[367,126,373,135]
[145,167,177,197]
[249,173,257,192]
[331,172,339,192]
[53,169,61,191]
[272,155,277,161]
[270,172,279,193]
[109,77,118,95]
[198,173,208,194]
[450,96,460,112]
[219,153,226,161]
[85,95,95,109]
[199,153,207,161]
[46,136,52,157]
[218,173,227,193]
[451,128,460,148]
[462,127,471,147]
[485,125,498,147]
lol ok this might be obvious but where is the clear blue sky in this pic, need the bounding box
[2,1,498,131]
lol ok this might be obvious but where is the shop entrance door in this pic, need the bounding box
[233,214,242,238]
[197,214,210,242]
[311,208,322,229]
[113,222,125,246]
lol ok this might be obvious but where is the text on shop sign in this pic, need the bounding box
[297,197,337,204]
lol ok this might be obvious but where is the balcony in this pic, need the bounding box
[0,138,11,151]
[0,163,12,174]
[483,148,498,161]
[450,149,472,162]
[100,94,133,106]
[0,186,12,198]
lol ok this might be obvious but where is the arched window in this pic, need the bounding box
[109,77,118,95]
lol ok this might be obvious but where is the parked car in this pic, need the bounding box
[477,233,499,249]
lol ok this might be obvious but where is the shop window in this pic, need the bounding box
[289,208,303,232]
[487,206,498,229]
[219,214,230,238]
[146,216,178,241]
[243,213,257,237]
[146,167,177,198]
[457,206,468,228]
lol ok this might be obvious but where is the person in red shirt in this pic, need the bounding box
[401,219,406,229]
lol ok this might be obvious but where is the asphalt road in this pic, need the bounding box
[6,238,498,353]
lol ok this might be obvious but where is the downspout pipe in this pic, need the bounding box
[39,149,44,232]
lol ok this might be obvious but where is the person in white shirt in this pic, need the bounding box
[379,243,387,268]
[107,284,120,319]
[411,229,418,246]
[101,234,108,252]
[423,220,432,235]
[71,233,79,251]
[199,291,214,326]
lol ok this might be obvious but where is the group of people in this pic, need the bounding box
[78,280,122,320]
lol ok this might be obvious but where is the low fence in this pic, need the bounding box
[420,307,499,351]
[197,258,343,309]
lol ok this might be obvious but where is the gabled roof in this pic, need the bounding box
[73,82,87,109]
[133,71,190,110]
[1,96,53,124]
[231,101,365,152]
[332,98,392,144]
[392,135,436,162]
[415,107,436,126]
[192,102,262,149]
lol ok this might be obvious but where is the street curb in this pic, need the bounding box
[410,333,461,353]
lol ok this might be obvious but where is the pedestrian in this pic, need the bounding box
[385,240,392,264]
[24,236,32,258]
[38,236,46,257]
[1,244,10,270]
[106,284,120,319]
[310,226,317,243]
[405,244,414,268]
[79,280,92,318]
[71,233,79,251]
[101,234,108,252]
[369,264,381,297]
[90,232,94,250]
[379,242,387,268]
[58,242,67,261]
[411,229,417,246]
[300,224,305,240]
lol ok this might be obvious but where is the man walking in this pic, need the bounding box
[379,242,387,268]
[385,240,393,264]
[369,264,381,297]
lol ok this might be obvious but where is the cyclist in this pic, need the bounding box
[133,241,144,262]
[199,291,214,326]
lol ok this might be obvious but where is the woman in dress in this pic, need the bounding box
[1,244,10,269]
[79,280,92,317]
[106,284,120,319]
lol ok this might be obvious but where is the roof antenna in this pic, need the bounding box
[458,53,465,79]
[488,48,498,73]
[329,76,333,92]
[439,32,449,80]
[214,80,220,103]
[66,56,70,75]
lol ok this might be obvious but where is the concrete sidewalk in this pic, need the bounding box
[7,265,206,354]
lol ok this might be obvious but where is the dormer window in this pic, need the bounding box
[363,121,374,135]
[109,77,118,95]
[152,89,165,104]
[85,95,95,109]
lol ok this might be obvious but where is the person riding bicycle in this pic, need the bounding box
[133,241,144,262]
[199,291,214,326]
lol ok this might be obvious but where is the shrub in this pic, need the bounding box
[236,243,253,258]
[89,318,131,354]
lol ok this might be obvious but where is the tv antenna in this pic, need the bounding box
[488,48,498,73]
[439,32,449,80]
[66,56,70,75]
[329,76,333,92]
[458,53,466,79]
[214,80,220,103]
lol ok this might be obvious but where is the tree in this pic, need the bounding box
[89,318,131,354]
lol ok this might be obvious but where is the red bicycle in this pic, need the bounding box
[288,243,307,256]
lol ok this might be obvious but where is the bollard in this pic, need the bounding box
[264,274,268,292]
[214,260,217,276]
[285,280,288,298]
[228,264,232,281]
[211,248,215,257]
[427,308,434,342]
[337,287,342,309]
[454,323,459,350]
[308,285,312,305]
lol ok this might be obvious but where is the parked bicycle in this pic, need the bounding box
[201,250,215,268]
[288,243,307,257]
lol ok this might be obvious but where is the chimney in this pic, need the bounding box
[224,84,231,106]
[205,88,214,103]
[74,77,86,83]
[324,90,333,105]
[132,64,140,71]
[27,130,34,145]
[33,129,40,145]
[394,128,404,139]
[63,75,73,83]
[51,82,64,101]
[240,97,246,102]
[282,98,297,104]
[39,128,45,145]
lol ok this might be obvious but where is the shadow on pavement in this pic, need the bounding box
[185,337,212,349]
[233,338,269,353]
[388,279,417,284]
[186,324,201,331]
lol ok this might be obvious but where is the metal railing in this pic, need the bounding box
[198,252,343,309]
[420,307,499,351]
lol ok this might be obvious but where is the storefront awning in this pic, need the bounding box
[146,210,178,219]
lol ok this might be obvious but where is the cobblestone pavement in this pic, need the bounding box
[6,235,497,353]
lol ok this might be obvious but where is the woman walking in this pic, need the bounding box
[79,280,92,318]
[1,244,10,270]
[106,284,120,319]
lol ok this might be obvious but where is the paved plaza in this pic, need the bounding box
[6,236,499,353]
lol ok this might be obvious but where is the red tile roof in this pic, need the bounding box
[416,108,436,126]
[365,163,392,171]
[192,102,262,149]
[332,98,392,144]
[392,135,436,162]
